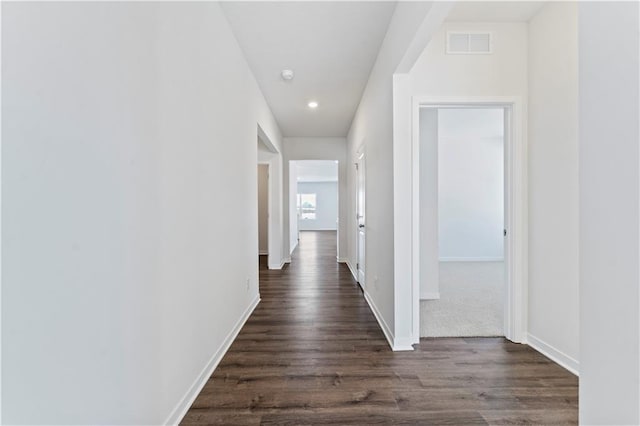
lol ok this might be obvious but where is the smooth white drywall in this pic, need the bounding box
[411,23,528,97]
[528,2,580,367]
[438,108,504,261]
[579,2,640,424]
[419,108,440,299]
[283,138,347,260]
[288,161,299,255]
[2,3,282,424]
[348,2,444,349]
[298,182,338,231]
[258,165,269,254]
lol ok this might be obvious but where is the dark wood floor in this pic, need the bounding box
[182,231,578,425]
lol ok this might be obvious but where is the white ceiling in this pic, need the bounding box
[221,2,397,137]
[295,160,339,183]
[446,1,546,22]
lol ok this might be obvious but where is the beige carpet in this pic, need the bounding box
[420,261,504,337]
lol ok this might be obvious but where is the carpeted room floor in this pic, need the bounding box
[420,261,504,337]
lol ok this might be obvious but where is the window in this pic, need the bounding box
[297,193,317,220]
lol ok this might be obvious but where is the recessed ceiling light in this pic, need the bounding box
[281,69,294,81]
[308,101,318,109]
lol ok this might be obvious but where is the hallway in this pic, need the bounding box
[182,231,578,425]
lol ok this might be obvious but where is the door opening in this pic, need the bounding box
[411,96,526,344]
[257,164,269,269]
[289,160,340,261]
[420,107,505,338]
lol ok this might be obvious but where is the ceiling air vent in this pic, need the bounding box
[446,31,492,54]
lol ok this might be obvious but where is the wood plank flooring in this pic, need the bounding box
[182,231,578,425]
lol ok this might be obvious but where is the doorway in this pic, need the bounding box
[412,97,527,344]
[289,160,340,260]
[257,164,269,268]
[420,107,505,337]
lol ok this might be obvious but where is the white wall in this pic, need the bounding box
[411,23,528,97]
[438,108,504,261]
[579,2,640,424]
[528,2,580,370]
[419,108,440,299]
[283,138,347,260]
[298,182,338,231]
[347,2,443,349]
[257,164,269,254]
[2,3,282,424]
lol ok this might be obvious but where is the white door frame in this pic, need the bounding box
[355,149,366,288]
[411,96,528,344]
[257,161,272,266]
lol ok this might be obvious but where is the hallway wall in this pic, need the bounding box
[347,2,439,348]
[528,1,579,369]
[298,182,338,231]
[579,2,640,423]
[2,3,282,424]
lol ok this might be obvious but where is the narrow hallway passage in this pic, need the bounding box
[182,231,577,425]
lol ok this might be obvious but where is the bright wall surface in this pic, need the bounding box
[283,138,347,259]
[418,108,440,299]
[2,3,282,424]
[579,2,640,424]
[298,182,338,231]
[438,108,504,261]
[258,165,269,254]
[528,1,580,369]
[347,1,438,348]
[411,22,528,97]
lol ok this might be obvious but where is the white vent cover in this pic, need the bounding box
[446,31,492,54]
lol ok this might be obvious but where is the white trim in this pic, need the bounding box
[439,257,504,262]
[298,228,338,231]
[526,333,579,376]
[345,259,358,281]
[289,239,298,255]
[165,295,260,425]
[284,257,292,264]
[259,251,269,256]
[363,290,394,349]
[420,292,440,300]
[411,96,528,345]
[268,259,287,270]
[363,290,414,352]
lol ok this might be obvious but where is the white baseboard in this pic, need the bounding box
[337,257,348,263]
[289,240,298,254]
[420,292,440,300]
[363,290,413,352]
[164,295,260,425]
[363,290,395,350]
[258,251,268,255]
[269,258,287,270]
[345,260,358,281]
[526,333,579,376]
[440,257,504,262]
